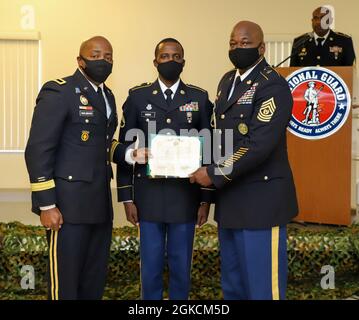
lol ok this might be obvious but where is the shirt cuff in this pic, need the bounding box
[123,200,133,203]
[40,204,56,211]
[125,148,136,165]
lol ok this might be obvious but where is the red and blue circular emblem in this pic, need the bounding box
[286,67,351,140]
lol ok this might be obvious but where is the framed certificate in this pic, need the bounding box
[147,134,203,178]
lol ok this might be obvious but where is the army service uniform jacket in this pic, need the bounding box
[207,59,298,229]
[25,70,123,224]
[112,80,214,224]
[290,30,356,66]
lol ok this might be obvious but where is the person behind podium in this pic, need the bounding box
[290,6,356,66]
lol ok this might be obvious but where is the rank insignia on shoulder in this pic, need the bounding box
[336,32,351,38]
[130,82,152,92]
[53,78,66,85]
[257,97,276,123]
[80,95,88,105]
[186,84,206,93]
[81,130,90,142]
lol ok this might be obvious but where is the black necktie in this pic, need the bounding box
[165,88,173,106]
[234,76,241,88]
[97,87,107,116]
[227,76,241,100]
[317,37,325,47]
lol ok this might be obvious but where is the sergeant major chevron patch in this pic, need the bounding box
[257,97,276,122]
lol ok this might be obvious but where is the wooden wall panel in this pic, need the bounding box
[277,67,353,225]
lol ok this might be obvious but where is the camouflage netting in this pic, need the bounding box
[0,222,359,300]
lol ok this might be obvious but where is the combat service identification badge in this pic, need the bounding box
[238,123,248,135]
[81,130,90,141]
[286,67,351,140]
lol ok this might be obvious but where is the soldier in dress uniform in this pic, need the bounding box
[25,36,124,300]
[290,6,356,66]
[111,38,214,300]
[191,21,298,300]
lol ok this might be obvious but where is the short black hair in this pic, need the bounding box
[154,38,184,58]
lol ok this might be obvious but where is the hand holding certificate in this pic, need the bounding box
[147,134,202,178]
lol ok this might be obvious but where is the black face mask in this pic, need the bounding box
[157,60,184,81]
[228,44,262,70]
[80,56,113,83]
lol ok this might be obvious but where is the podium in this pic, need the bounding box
[276,67,353,225]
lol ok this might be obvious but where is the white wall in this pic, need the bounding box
[0,0,358,223]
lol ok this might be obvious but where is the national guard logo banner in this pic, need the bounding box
[286,67,351,140]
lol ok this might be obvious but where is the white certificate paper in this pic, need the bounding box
[148,134,202,178]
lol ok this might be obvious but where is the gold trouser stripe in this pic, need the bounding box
[271,226,280,300]
[49,230,59,300]
[49,230,55,300]
[54,231,59,300]
[31,179,55,192]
